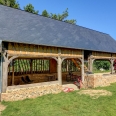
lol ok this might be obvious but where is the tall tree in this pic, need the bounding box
[93,60,110,70]
[24,4,38,14]
[42,10,49,17]
[42,8,76,24]
[0,0,20,9]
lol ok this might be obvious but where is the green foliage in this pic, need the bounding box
[50,8,69,21]
[0,1,76,24]
[48,8,76,24]
[93,60,110,70]
[64,19,77,24]
[42,10,49,17]
[1,83,116,116]
[41,8,76,24]
[24,4,38,14]
[0,0,20,8]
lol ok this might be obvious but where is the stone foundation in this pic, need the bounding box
[1,83,62,101]
[84,74,116,88]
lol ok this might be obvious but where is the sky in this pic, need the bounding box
[17,0,116,40]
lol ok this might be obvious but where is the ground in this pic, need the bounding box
[1,82,116,116]
[78,89,112,99]
[0,103,6,115]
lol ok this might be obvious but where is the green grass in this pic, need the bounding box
[93,70,110,73]
[1,83,116,116]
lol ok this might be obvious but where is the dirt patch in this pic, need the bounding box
[0,103,6,115]
[78,90,112,99]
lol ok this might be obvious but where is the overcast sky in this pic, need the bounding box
[18,0,116,40]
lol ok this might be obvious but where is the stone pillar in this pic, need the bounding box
[110,59,114,74]
[57,56,62,85]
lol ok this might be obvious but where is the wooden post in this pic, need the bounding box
[36,59,37,73]
[88,59,90,70]
[81,51,84,82]
[111,59,114,74]
[90,58,94,72]
[2,54,18,93]
[66,60,68,72]
[2,57,9,92]
[57,56,62,85]
[0,54,2,94]
[12,60,14,85]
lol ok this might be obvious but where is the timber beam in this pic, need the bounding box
[2,51,18,93]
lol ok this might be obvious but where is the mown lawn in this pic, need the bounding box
[1,83,116,116]
[93,70,110,73]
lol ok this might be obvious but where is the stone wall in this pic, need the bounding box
[1,83,62,101]
[84,74,116,88]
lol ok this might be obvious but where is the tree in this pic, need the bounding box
[93,60,110,70]
[49,8,76,24]
[42,8,76,24]
[24,4,38,14]
[0,1,76,24]
[65,19,76,24]
[0,0,20,9]
[42,10,49,17]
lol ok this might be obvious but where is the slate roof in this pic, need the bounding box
[0,5,116,53]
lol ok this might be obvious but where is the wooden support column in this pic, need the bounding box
[66,60,69,71]
[0,54,2,94]
[57,56,62,85]
[89,58,94,72]
[2,57,9,92]
[110,59,114,74]
[81,51,84,82]
[2,52,18,93]
[11,60,14,85]
[81,58,84,82]
[89,58,92,72]
[88,59,90,70]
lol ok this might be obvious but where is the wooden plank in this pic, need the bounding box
[8,43,14,54]
[92,51,111,58]
[8,42,84,57]
[49,59,57,73]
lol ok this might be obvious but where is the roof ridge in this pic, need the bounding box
[77,25,109,36]
[0,4,109,36]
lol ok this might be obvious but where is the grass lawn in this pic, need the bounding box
[1,83,116,116]
[93,70,110,73]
